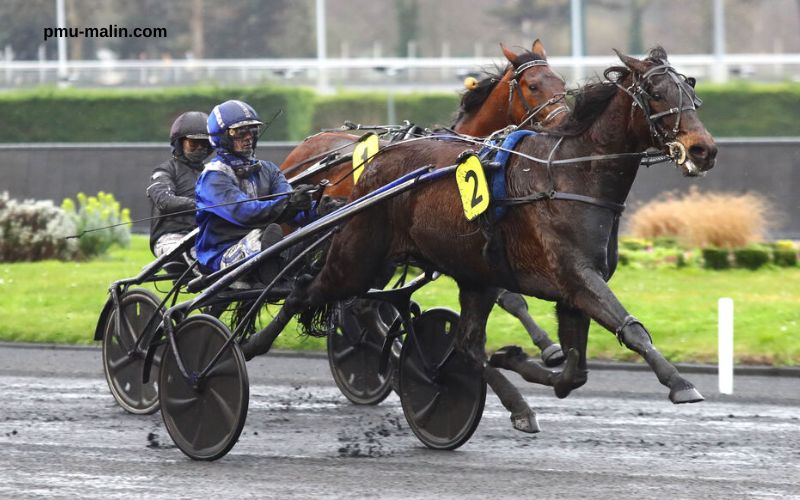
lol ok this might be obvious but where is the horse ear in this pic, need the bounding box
[531,39,547,60]
[613,48,648,75]
[501,43,519,66]
[648,46,669,62]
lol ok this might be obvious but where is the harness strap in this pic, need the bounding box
[495,191,625,214]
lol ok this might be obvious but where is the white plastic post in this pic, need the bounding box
[718,298,734,394]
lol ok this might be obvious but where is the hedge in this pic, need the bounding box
[1,82,798,142]
[696,82,800,137]
[0,85,315,142]
[309,91,460,132]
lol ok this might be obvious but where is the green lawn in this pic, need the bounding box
[1,235,798,365]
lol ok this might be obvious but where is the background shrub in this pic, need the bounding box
[619,237,652,251]
[773,240,796,251]
[733,247,771,270]
[61,192,131,259]
[0,192,79,262]
[627,188,770,248]
[773,249,798,267]
[702,248,731,270]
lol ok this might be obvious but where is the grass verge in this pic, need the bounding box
[1,235,797,365]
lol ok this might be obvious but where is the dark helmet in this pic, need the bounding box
[208,100,264,155]
[169,111,211,166]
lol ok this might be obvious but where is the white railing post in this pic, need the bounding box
[718,297,734,394]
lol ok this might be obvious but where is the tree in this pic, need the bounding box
[491,0,570,34]
[190,0,204,59]
[628,0,653,54]
[0,0,55,60]
[395,0,419,57]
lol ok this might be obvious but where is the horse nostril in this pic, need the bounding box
[707,143,718,160]
[689,143,717,161]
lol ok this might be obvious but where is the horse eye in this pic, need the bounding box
[686,77,696,88]
[527,83,538,92]
[651,92,662,100]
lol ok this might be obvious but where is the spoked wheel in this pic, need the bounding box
[327,301,399,405]
[159,314,248,461]
[399,308,486,450]
[101,288,163,415]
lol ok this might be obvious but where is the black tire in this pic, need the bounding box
[399,308,486,450]
[101,288,163,415]
[327,301,398,405]
[159,314,248,461]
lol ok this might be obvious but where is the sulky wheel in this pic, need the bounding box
[327,301,398,405]
[398,307,486,450]
[159,314,248,461]
[101,288,163,415]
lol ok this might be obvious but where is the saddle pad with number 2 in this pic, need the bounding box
[479,129,538,220]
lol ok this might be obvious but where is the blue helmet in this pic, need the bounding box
[207,100,264,152]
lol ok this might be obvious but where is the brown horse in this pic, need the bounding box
[247,47,717,432]
[280,40,570,364]
[278,39,567,198]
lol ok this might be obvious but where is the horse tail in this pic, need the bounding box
[296,302,335,338]
[288,273,335,338]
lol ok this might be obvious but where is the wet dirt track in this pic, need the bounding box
[1,344,798,499]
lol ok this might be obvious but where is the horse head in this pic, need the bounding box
[501,40,569,128]
[614,47,717,177]
[453,40,567,135]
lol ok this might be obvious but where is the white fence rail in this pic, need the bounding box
[2,54,800,90]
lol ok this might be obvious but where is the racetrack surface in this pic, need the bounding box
[1,344,798,499]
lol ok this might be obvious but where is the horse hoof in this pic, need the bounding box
[511,408,541,434]
[553,348,580,399]
[541,343,565,367]
[489,345,525,370]
[669,386,705,404]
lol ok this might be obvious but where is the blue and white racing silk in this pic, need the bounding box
[195,156,292,272]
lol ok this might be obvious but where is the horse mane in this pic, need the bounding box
[451,49,547,127]
[543,66,628,137]
[548,47,670,137]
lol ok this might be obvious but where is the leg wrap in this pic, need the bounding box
[615,315,653,351]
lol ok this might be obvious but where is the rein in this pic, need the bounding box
[280,135,364,177]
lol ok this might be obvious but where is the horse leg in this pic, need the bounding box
[605,215,620,279]
[489,345,580,398]
[242,216,390,361]
[457,286,540,433]
[239,298,297,361]
[555,303,590,392]
[571,271,704,404]
[495,290,565,366]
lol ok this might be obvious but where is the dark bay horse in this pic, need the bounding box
[279,40,570,365]
[249,47,717,432]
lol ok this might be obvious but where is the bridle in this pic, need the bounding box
[610,61,703,163]
[507,59,569,129]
